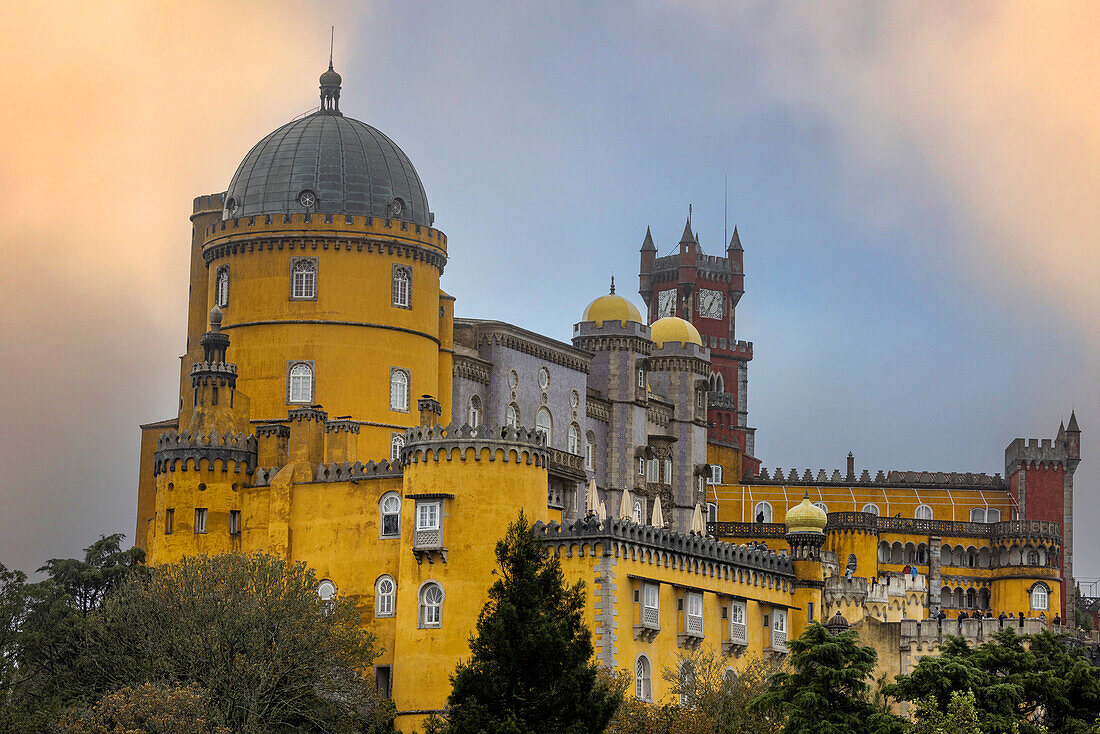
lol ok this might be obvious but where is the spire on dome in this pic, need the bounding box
[319,27,342,114]
[641,226,656,252]
[609,275,615,294]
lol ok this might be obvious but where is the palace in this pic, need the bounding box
[134,63,1082,730]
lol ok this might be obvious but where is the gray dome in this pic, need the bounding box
[222,112,430,226]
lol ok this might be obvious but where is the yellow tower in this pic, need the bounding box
[785,495,828,633]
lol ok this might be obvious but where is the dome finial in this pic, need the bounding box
[609,275,615,294]
[319,27,342,114]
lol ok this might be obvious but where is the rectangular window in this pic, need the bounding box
[647,459,659,482]
[772,609,788,652]
[229,510,240,535]
[637,457,645,476]
[416,502,440,531]
[164,509,174,535]
[584,441,594,470]
[686,592,704,636]
[729,599,748,644]
[290,258,317,300]
[807,602,814,622]
[637,367,645,388]
[642,583,660,627]
[706,464,723,485]
[194,508,207,534]
[375,666,392,698]
[662,458,672,483]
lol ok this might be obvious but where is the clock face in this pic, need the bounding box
[657,289,677,318]
[698,289,724,320]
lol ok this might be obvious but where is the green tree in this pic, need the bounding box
[444,512,623,734]
[662,648,784,734]
[750,622,906,734]
[886,628,1100,734]
[909,691,984,734]
[56,682,230,734]
[84,552,393,734]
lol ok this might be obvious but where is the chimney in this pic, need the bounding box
[847,452,855,481]
[418,395,442,427]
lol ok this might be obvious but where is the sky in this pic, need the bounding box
[0,1,1096,585]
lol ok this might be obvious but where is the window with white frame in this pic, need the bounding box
[663,458,672,483]
[686,592,704,636]
[862,503,880,516]
[392,266,410,308]
[637,366,645,388]
[215,265,229,308]
[288,362,313,404]
[970,508,986,523]
[753,501,772,523]
[290,258,317,300]
[772,608,788,652]
[679,660,695,707]
[706,502,718,523]
[535,408,552,442]
[915,504,933,520]
[814,501,828,514]
[635,655,652,702]
[380,492,401,538]
[631,500,643,523]
[637,457,645,476]
[390,433,404,464]
[317,579,336,603]
[375,576,395,617]
[642,583,660,627]
[505,403,519,428]
[584,433,595,470]
[707,464,723,485]
[647,458,659,482]
[1030,583,1049,611]
[567,423,580,455]
[420,582,444,627]
[729,599,747,644]
[538,366,550,390]
[986,508,1001,523]
[414,501,442,548]
[389,369,409,412]
[467,395,482,428]
[194,508,207,534]
[417,502,440,531]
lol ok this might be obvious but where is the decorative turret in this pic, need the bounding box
[187,307,248,436]
[1066,410,1081,463]
[786,493,827,629]
[319,33,342,114]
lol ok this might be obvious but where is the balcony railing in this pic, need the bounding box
[642,605,660,628]
[686,614,704,636]
[707,521,788,539]
[707,391,738,410]
[414,528,442,549]
[729,620,748,645]
[709,516,1060,543]
[547,447,586,480]
[770,627,788,653]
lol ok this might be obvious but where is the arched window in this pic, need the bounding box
[633,501,643,523]
[584,432,595,470]
[862,503,880,516]
[288,362,313,404]
[679,660,695,707]
[715,373,724,393]
[1027,550,1039,566]
[813,502,828,514]
[986,508,1001,523]
[317,579,336,602]
[635,655,652,702]
[723,667,737,686]
[380,492,401,538]
[375,576,395,617]
[707,502,718,523]
[536,408,552,442]
[467,395,482,428]
[1031,583,1049,611]
[966,588,976,608]
[754,501,772,524]
[390,434,405,464]
[506,403,519,428]
[389,369,409,412]
[915,505,933,520]
[290,258,316,299]
[970,508,986,523]
[567,423,580,454]
[420,582,444,627]
[215,266,229,308]
[392,266,410,308]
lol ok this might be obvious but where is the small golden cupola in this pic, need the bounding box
[582,277,643,326]
[784,495,828,534]
[649,316,703,347]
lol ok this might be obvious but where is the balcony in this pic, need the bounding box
[708,521,788,539]
[707,391,738,410]
[412,528,446,564]
[769,627,788,655]
[678,613,704,650]
[634,604,660,642]
[547,447,586,482]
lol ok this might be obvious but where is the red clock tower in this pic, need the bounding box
[639,217,758,476]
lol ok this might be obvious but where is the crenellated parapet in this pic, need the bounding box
[900,617,1052,651]
[1005,437,1072,472]
[153,429,257,475]
[324,419,360,434]
[401,423,549,466]
[251,459,402,487]
[288,406,328,423]
[534,517,794,579]
[754,467,1004,488]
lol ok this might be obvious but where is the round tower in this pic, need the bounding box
[785,495,827,634]
[195,64,450,461]
[390,423,550,732]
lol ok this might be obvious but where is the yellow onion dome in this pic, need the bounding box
[649,316,703,347]
[583,281,643,326]
[784,497,828,533]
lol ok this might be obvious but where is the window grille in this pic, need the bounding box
[686,593,703,636]
[288,362,313,403]
[642,584,660,627]
[771,610,788,652]
[392,267,410,307]
[635,656,652,701]
[376,576,395,617]
[729,601,748,644]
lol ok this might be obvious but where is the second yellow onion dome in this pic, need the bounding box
[784,497,828,533]
[649,316,703,347]
[583,284,643,326]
